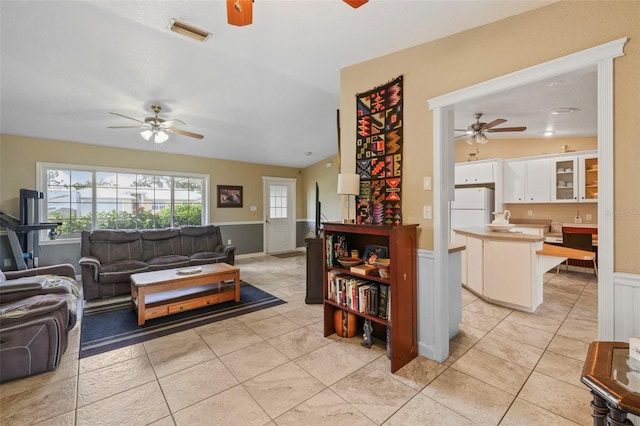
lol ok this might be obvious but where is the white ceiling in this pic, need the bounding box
[1,0,586,169]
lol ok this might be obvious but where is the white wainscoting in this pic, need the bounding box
[612,272,640,340]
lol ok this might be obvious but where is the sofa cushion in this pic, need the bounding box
[146,255,190,271]
[98,260,149,284]
[181,225,221,256]
[89,230,143,263]
[189,252,226,265]
[141,228,183,261]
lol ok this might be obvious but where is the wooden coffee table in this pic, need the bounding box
[130,263,240,325]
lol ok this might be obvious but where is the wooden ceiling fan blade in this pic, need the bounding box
[167,128,204,139]
[344,0,369,8]
[109,111,145,124]
[487,126,527,133]
[227,0,252,26]
[482,118,507,130]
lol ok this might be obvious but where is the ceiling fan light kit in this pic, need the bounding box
[227,0,253,26]
[168,19,211,42]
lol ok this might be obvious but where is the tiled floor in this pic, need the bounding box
[0,254,600,425]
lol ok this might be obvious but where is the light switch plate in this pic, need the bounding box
[250,205,257,211]
[423,176,432,190]
[423,205,432,219]
[586,213,592,221]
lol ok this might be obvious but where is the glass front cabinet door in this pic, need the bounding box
[551,157,578,202]
[579,154,598,203]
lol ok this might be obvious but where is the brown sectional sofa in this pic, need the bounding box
[80,225,236,300]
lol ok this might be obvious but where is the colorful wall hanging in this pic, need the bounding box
[355,75,403,225]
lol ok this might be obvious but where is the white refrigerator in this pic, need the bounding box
[450,187,495,238]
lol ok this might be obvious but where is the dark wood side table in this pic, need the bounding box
[581,341,640,426]
[305,236,323,304]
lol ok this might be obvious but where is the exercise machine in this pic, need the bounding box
[0,189,61,270]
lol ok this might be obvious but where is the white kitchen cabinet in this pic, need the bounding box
[579,154,598,203]
[455,228,546,312]
[503,161,526,203]
[484,240,539,309]
[551,153,598,203]
[551,157,578,202]
[455,161,495,186]
[465,236,484,295]
[503,158,550,203]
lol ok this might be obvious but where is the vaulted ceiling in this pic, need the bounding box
[1,1,567,168]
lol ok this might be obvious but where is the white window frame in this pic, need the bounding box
[36,162,209,243]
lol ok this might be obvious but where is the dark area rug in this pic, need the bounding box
[271,251,305,259]
[79,282,285,359]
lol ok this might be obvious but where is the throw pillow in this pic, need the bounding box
[0,269,5,282]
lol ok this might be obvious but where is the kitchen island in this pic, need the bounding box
[453,227,546,312]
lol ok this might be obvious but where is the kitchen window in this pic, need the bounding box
[37,163,208,240]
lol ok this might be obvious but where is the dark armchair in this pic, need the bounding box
[0,264,79,383]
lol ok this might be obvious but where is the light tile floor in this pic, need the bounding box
[0,254,601,425]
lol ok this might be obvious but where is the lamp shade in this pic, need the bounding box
[337,173,360,195]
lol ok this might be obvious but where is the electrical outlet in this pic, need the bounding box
[250,205,257,211]
[423,205,432,219]
[527,210,533,217]
[586,213,592,221]
[3,259,11,267]
[227,239,232,245]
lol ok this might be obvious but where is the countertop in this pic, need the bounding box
[453,227,545,242]
[448,243,466,254]
[511,223,549,229]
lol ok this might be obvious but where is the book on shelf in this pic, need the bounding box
[326,233,349,267]
[327,271,390,321]
[378,284,390,320]
[350,263,376,276]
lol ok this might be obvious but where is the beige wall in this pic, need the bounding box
[454,136,597,163]
[0,135,303,222]
[340,1,639,273]
[300,154,341,223]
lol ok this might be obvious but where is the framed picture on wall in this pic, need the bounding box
[217,185,243,208]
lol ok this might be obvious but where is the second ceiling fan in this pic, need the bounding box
[456,112,526,145]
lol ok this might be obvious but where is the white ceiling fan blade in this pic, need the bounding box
[109,111,145,124]
[107,125,147,129]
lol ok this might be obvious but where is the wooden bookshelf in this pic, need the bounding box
[322,222,418,373]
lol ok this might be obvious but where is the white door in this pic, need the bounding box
[263,177,296,254]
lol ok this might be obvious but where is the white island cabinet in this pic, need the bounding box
[453,227,545,312]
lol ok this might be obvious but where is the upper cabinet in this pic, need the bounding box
[551,153,598,203]
[503,150,597,205]
[503,158,551,203]
[579,154,598,203]
[455,161,496,186]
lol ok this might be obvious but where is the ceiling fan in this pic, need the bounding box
[226,0,368,26]
[108,105,203,144]
[456,112,526,145]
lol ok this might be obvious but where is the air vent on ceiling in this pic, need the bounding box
[169,19,211,42]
